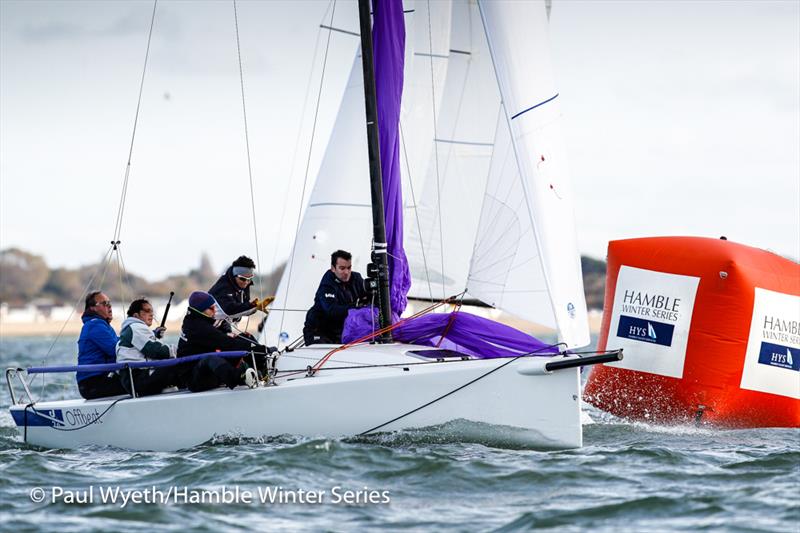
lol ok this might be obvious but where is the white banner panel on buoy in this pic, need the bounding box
[605,266,700,378]
[740,288,800,400]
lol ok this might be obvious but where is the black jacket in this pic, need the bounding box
[209,267,258,333]
[209,267,256,320]
[177,309,258,357]
[304,270,367,343]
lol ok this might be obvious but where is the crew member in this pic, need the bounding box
[116,297,179,397]
[208,255,272,335]
[177,291,267,392]
[77,291,127,399]
[303,249,368,345]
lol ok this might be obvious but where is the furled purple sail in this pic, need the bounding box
[341,0,555,358]
[343,0,407,341]
[373,0,410,316]
[393,312,560,358]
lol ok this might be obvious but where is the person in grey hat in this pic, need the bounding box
[208,255,272,335]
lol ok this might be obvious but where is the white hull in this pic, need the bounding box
[10,344,584,451]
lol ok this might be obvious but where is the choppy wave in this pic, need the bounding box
[0,337,798,531]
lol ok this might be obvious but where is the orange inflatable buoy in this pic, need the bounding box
[584,236,800,427]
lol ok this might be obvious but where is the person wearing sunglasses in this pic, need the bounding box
[208,255,273,335]
[76,290,127,399]
[116,297,179,397]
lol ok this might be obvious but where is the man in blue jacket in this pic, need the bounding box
[77,291,126,399]
[303,250,368,345]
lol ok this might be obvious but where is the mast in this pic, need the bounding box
[358,0,393,342]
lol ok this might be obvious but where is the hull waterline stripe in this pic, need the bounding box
[510,93,559,121]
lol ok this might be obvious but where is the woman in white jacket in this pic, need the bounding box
[116,298,179,396]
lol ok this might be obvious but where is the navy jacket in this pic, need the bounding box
[177,309,261,357]
[77,312,119,382]
[208,267,256,332]
[304,270,367,343]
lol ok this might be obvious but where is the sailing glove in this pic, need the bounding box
[252,296,275,313]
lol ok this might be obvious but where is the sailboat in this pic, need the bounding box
[7,0,620,452]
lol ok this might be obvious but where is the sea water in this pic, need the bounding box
[0,336,797,532]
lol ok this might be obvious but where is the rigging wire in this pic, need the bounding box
[116,244,137,309]
[425,0,446,301]
[399,122,434,300]
[38,1,157,397]
[277,0,338,341]
[111,0,158,244]
[232,0,263,303]
[267,2,331,276]
[37,244,116,397]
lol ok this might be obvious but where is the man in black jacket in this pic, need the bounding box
[177,291,266,392]
[208,255,271,334]
[303,250,368,345]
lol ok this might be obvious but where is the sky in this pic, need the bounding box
[1,0,798,281]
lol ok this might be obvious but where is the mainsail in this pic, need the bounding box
[264,0,589,350]
[263,2,448,345]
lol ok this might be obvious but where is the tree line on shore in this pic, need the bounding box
[0,247,607,310]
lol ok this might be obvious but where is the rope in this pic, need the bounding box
[232,0,264,301]
[434,298,462,348]
[310,296,454,373]
[278,0,338,340]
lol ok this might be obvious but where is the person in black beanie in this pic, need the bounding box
[177,291,264,392]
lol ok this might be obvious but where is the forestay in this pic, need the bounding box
[264,0,589,350]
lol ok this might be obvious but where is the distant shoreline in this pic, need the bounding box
[0,318,186,339]
[0,311,603,338]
